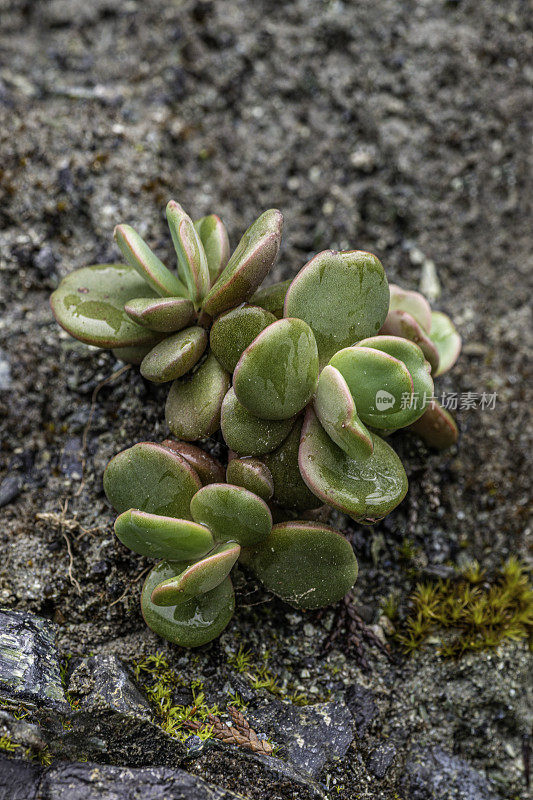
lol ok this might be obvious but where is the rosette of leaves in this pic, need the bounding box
[217,251,462,522]
[380,284,461,449]
[51,202,283,440]
[103,440,358,646]
[218,251,440,523]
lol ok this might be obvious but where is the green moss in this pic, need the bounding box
[226,645,330,706]
[0,736,19,753]
[381,592,400,621]
[37,747,53,766]
[398,537,418,562]
[227,645,254,674]
[396,557,533,657]
[132,652,217,742]
[226,691,248,712]
[59,653,80,710]
[0,698,31,722]
[228,645,281,694]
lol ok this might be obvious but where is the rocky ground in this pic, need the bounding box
[0,0,532,798]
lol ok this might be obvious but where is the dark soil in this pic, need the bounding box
[0,1,531,798]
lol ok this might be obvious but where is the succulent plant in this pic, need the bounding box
[379,284,461,449]
[51,201,462,646]
[104,441,357,646]
[51,203,282,389]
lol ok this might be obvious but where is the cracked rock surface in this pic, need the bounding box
[0,756,245,800]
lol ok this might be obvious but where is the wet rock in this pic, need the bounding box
[402,747,501,800]
[0,708,46,754]
[224,673,257,705]
[189,747,325,800]
[68,655,152,718]
[345,683,378,736]
[248,698,353,776]
[0,755,41,800]
[366,739,397,779]
[0,609,67,709]
[40,759,244,799]
[0,475,21,508]
[62,654,187,767]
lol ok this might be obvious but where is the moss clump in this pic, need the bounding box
[132,651,277,754]
[226,645,329,706]
[132,653,218,742]
[381,591,400,622]
[0,736,19,752]
[396,557,533,657]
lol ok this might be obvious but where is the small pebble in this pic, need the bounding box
[0,474,22,507]
[0,351,11,390]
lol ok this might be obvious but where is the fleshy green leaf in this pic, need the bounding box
[299,408,408,523]
[190,483,272,546]
[249,522,358,610]
[329,345,414,429]
[284,249,389,366]
[263,417,322,512]
[161,440,225,485]
[103,442,201,517]
[114,225,186,297]
[429,311,461,376]
[124,296,195,333]
[380,309,440,374]
[210,304,276,373]
[166,201,210,305]
[408,399,459,450]
[50,264,163,348]
[233,318,319,420]
[389,284,432,332]
[165,352,230,441]
[226,457,274,501]
[220,388,294,456]
[140,326,208,383]
[151,543,240,606]
[194,214,230,283]
[141,561,234,646]
[314,365,373,460]
[114,510,214,560]
[356,335,434,427]
[250,279,292,319]
[202,209,283,318]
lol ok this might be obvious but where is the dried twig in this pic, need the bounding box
[36,499,103,596]
[184,705,273,755]
[36,504,100,540]
[62,530,81,595]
